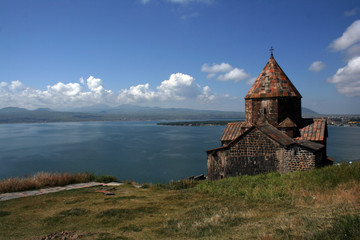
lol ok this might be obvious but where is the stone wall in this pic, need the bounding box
[245,97,301,126]
[207,128,323,180]
[281,146,316,172]
[207,149,229,180]
[226,129,279,176]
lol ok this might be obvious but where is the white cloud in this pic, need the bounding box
[47,82,82,97]
[157,73,200,100]
[198,86,216,103]
[9,80,25,92]
[119,73,217,104]
[217,68,249,82]
[327,56,360,96]
[330,20,360,51]
[308,61,326,72]
[201,63,233,75]
[0,73,221,109]
[202,62,251,83]
[119,83,156,103]
[328,20,360,97]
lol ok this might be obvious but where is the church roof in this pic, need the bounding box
[296,118,327,142]
[208,122,324,153]
[278,117,297,128]
[220,121,246,142]
[245,54,302,99]
[256,123,295,146]
[219,118,327,144]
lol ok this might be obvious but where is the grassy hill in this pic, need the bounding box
[1,162,359,239]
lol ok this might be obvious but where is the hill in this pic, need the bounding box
[0,106,244,123]
[1,162,359,239]
[0,105,323,124]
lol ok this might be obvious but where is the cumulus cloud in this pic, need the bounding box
[0,74,219,109]
[9,80,25,92]
[330,20,360,51]
[119,73,216,103]
[308,61,326,72]
[327,57,360,96]
[202,62,251,83]
[217,68,249,82]
[328,20,360,96]
[201,63,233,77]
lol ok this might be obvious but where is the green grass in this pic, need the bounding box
[311,214,360,240]
[194,162,360,203]
[0,162,359,239]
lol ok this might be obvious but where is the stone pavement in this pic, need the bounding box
[0,182,123,202]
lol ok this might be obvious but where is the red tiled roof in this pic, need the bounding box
[296,118,327,141]
[220,122,245,141]
[207,121,325,153]
[245,54,302,99]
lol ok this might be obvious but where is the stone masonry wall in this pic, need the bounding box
[245,97,301,126]
[225,129,280,176]
[245,98,279,126]
[208,128,322,180]
[282,146,316,172]
[207,150,229,180]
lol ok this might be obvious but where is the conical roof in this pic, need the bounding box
[245,54,302,99]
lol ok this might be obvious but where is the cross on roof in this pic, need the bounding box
[269,46,274,55]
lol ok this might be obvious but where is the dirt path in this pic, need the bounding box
[0,182,123,201]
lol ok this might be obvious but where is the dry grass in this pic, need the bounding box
[294,181,360,207]
[0,172,94,193]
[1,163,359,239]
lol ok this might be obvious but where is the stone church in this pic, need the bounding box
[206,52,333,180]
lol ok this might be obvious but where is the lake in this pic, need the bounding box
[0,122,359,183]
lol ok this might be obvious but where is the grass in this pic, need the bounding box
[0,161,359,239]
[0,172,118,193]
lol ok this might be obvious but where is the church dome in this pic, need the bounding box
[245,54,302,99]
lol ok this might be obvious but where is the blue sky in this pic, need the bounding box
[0,0,360,114]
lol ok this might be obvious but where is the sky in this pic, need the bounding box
[0,0,360,114]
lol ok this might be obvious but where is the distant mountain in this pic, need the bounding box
[0,105,324,124]
[0,106,244,124]
[34,108,54,112]
[302,107,322,117]
[0,107,29,113]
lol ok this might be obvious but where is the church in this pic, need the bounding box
[206,52,333,180]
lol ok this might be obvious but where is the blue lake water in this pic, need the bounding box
[0,122,359,183]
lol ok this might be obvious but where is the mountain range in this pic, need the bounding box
[0,105,321,124]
